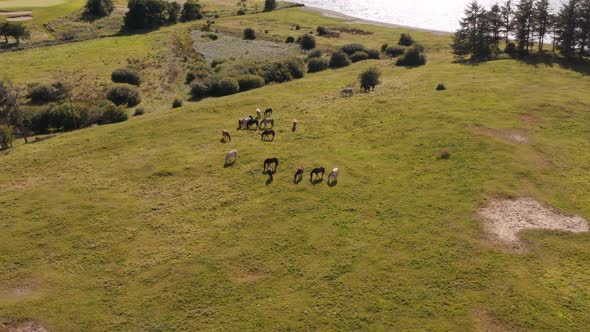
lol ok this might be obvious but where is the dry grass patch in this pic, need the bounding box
[471,310,514,332]
[472,126,529,144]
[0,321,48,332]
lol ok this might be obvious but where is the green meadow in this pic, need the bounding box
[1,5,590,331]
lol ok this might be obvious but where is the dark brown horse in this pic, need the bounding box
[261,129,275,141]
[263,157,279,171]
[310,167,325,182]
[247,118,259,130]
[264,108,273,117]
[267,166,275,182]
[294,167,304,183]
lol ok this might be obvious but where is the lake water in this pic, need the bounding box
[295,0,564,32]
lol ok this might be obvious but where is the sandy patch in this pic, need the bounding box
[0,11,32,16]
[479,197,589,246]
[0,321,48,332]
[6,16,33,21]
[472,127,529,144]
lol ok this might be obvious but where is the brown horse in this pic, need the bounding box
[261,129,275,141]
[267,166,275,182]
[222,130,231,142]
[263,157,279,172]
[310,167,325,182]
[292,119,298,132]
[260,118,274,129]
[264,108,273,117]
[294,167,304,183]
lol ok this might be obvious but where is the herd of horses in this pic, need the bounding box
[223,107,339,185]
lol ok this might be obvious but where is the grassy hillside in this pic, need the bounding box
[1,6,590,331]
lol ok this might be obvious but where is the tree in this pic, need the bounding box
[514,0,534,55]
[180,0,203,22]
[579,0,590,56]
[299,34,316,50]
[84,0,114,18]
[264,0,277,12]
[557,0,579,57]
[0,22,30,45]
[0,81,29,143]
[488,3,503,49]
[501,0,514,45]
[534,0,551,52]
[451,1,492,58]
[124,0,167,29]
[166,1,181,24]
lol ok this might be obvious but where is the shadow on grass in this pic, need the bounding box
[224,160,236,168]
[328,180,338,187]
[310,178,324,185]
[265,177,273,186]
[293,176,303,184]
[455,53,590,76]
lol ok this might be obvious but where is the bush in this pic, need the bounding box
[307,57,329,73]
[209,77,239,97]
[285,36,295,43]
[172,98,183,108]
[264,0,277,11]
[340,43,368,55]
[101,104,128,124]
[106,84,141,106]
[299,34,316,51]
[111,67,142,86]
[381,43,389,53]
[359,67,381,91]
[27,82,69,104]
[329,51,350,69]
[316,26,329,36]
[211,58,226,68]
[436,83,446,91]
[367,49,381,59]
[84,0,114,18]
[385,45,406,57]
[437,148,450,160]
[124,0,167,29]
[0,125,13,150]
[190,82,209,100]
[79,102,104,127]
[505,42,517,55]
[30,107,53,134]
[243,28,256,40]
[262,62,292,83]
[349,51,369,63]
[396,45,427,67]
[181,0,203,21]
[50,104,81,131]
[134,108,145,116]
[306,48,323,59]
[398,33,415,46]
[284,58,305,79]
[238,75,265,91]
[237,9,246,15]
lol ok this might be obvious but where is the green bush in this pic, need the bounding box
[209,77,239,97]
[367,49,381,59]
[307,57,329,73]
[436,83,446,91]
[101,104,128,124]
[180,0,203,22]
[284,58,305,79]
[172,98,183,108]
[306,48,323,59]
[299,34,316,51]
[398,33,415,46]
[349,51,369,63]
[396,45,427,67]
[243,28,256,40]
[329,51,350,69]
[124,0,167,29]
[134,108,145,116]
[26,82,69,104]
[381,43,389,52]
[359,67,381,91]
[84,0,114,18]
[0,125,13,150]
[79,102,104,127]
[111,67,142,86]
[340,43,368,55]
[285,36,295,43]
[238,75,265,91]
[264,0,277,11]
[106,84,141,106]
[385,45,406,57]
[190,82,209,100]
[316,26,329,36]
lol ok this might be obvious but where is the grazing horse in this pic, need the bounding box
[247,118,259,130]
[263,157,279,171]
[222,130,231,142]
[261,129,275,141]
[292,119,298,132]
[361,84,375,93]
[256,108,261,119]
[264,108,273,117]
[328,168,339,184]
[294,167,304,183]
[267,166,275,182]
[238,115,253,130]
[225,150,238,164]
[310,167,325,181]
[260,118,274,129]
[340,88,354,97]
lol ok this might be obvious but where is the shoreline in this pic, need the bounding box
[297,5,452,36]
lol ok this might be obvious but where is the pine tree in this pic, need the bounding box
[488,3,503,49]
[451,1,492,58]
[579,0,590,56]
[557,0,578,57]
[264,0,277,12]
[534,0,551,52]
[501,0,514,45]
[514,0,534,54]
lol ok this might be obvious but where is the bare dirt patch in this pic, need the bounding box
[6,16,33,21]
[0,280,41,301]
[471,310,514,332]
[479,197,589,247]
[0,321,48,332]
[0,11,33,16]
[472,126,529,144]
[231,268,269,283]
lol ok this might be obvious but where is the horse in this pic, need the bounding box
[361,84,375,93]
[222,130,231,142]
[256,108,261,119]
[310,167,325,181]
[261,129,275,141]
[238,115,253,130]
[340,88,354,97]
[328,168,339,184]
[260,118,274,129]
[292,119,298,132]
[263,157,279,171]
[225,150,238,164]
[264,108,273,117]
[247,118,259,130]
[267,166,275,182]
[294,167,304,183]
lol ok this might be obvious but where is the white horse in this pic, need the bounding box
[340,88,354,97]
[225,150,238,164]
[256,108,261,119]
[328,168,339,184]
[260,118,274,129]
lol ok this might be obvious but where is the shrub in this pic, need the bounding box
[284,58,305,79]
[262,62,293,83]
[134,108,145,116]
[396,45,427,67]
[45,104,81,131]
[238,75,265,91]
[285,36,295,43]
[106,84,141,106]
[211,58,226,68]
[30,107,53,134]
[316,26,329,36]
[367,49,381,59]
[437,148,450,160]
[381,43,389,53]
[329,51,350,69]
[340,43,368,55]
[190,82,209,100]
[180,0,203,22]
[237,9,246,15]
[436,83,446,91]
[209,77,239,97]
[359,67,381,91]
[243,28,256,40]
[398,33,415,46]
[306,48,323,59]
[299,34,316,51]
[385,45,406,57]
[124,0,167,29]
[307,57,329,73]
[101,104,128,124]
[79,102,105,126]
[111,67,142,86]
[84,0,114,18]
[172,98,183,108]
[264,0,277,12]
[349,51,369,63]
[0,125,13,150]
[505,42,517,55]
[27,82,69,104]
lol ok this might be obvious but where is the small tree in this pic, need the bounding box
[180,0,203,21]
[243,28,256,40]
[307,57,329,73]
[398,33,415,46]
[124,0,167,29]
[0,125,13,150]
[359,67,381,92]
[84,0,114,18]
[264,0,277,12]
[396,45,427,67]
[2,22,30,45]
[299,34,316,51]
[166,2,181,24]
[329,51,350,68]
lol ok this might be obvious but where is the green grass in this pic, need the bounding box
[1,7,590,331]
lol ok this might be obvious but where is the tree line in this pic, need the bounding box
[452,0,590,59]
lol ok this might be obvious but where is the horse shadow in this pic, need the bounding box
[293,176,303,184]
[220,138,228,144]
[310,178,324,185]
[328,180,338,187]
[265,178,273,186]
[224,160,236,168]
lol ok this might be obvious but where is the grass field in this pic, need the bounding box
[1,6,590,331]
